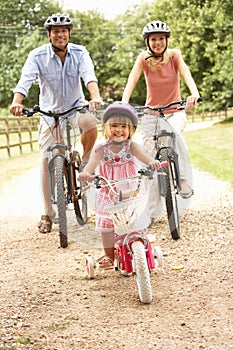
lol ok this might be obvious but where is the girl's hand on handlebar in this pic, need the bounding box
[148,159,161,171]
[186,95,200,110]
[10,103,24,117]
[78,171,94,183]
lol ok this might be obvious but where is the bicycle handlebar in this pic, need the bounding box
[134,97,202,114]
[81,161,168,199]
[22,104,89,118]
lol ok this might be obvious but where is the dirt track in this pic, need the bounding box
[0,166,233,349]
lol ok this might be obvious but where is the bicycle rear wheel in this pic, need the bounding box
[132,240,152,304]
[55,155,68,248]
[158,148,180,240]
[72,151,88,225]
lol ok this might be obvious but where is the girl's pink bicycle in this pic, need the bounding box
[85,161,168,304]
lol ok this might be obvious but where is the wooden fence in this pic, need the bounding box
[0,107,232,158]
[0,116,39,157]
[187,108,232,123]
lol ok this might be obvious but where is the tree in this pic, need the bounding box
[0,0,61,106]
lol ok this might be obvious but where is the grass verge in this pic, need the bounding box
[184,117,233,188]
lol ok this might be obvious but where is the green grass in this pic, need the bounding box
[184,117,233,188]
[0,150,41,192]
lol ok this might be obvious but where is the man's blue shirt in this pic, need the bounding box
[14,43,98,120]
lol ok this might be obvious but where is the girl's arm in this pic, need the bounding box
[130,142,160,171]
[78,145,103,181]
[122,55,143,102]
[177,52,200,109]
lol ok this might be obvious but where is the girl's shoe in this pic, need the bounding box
[97,256,114,268]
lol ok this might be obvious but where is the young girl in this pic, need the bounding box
[78,101,160,268]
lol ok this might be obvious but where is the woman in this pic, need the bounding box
[122,20,200,224]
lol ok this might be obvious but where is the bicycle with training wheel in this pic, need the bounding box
[23,104,90,248]
[84,162,168,304]
[134,99,201,240]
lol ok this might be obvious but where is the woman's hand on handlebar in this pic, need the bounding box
[186,95,201,110]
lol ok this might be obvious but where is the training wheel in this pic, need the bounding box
[154,245,163,268]
[86,255,95,279]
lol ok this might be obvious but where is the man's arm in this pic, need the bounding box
[87,81,102,111]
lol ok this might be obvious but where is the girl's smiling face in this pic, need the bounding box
[109,122,130,142]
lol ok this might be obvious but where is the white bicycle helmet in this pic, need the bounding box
[44,13,73,31]
[142,20,170,40]
[103,102,138,129]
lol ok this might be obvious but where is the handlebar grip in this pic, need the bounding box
[197,97,202,102]
[160,161,168,168]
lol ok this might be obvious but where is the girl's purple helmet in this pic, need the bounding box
[103,102,138,129]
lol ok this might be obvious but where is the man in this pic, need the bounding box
[10,13,102,233]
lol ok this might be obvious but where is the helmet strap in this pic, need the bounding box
[51,41,68,53]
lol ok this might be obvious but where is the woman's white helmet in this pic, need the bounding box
[142,20,170,40]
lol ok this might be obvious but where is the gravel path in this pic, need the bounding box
[0,163,232,349]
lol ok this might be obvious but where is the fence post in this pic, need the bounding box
[5,119,11,157]
[17,118,23,154]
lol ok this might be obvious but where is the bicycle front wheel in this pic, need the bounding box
[159,149,180,240]
[132,241,152,304]
[55,155,68,248]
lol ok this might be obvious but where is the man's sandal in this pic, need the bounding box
[97,256,114,269]
[38,215,54,234]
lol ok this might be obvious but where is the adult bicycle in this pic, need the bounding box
[23,104,90,248]
[84,162,168,304]
[134,99,201,240]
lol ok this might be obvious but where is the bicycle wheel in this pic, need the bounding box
[55,155,68,248]
[132,240,152,304]
[159,148,180,240]
[72,151,88,225]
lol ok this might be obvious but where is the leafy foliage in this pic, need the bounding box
[0,0,232,111]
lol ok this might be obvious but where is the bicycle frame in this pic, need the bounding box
[154,124,181,196]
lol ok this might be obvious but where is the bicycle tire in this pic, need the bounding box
[72,151,88,225]
[55,155,68,248]
[159,148,180,240]
[132,241,152,304]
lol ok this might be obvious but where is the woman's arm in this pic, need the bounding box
[122,55,143,102]
[177,52,200,109]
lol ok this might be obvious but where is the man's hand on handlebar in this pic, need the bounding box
[10,103,24,117]
[88,97,102,113]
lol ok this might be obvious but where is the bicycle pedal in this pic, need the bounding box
[102,266,116,272]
